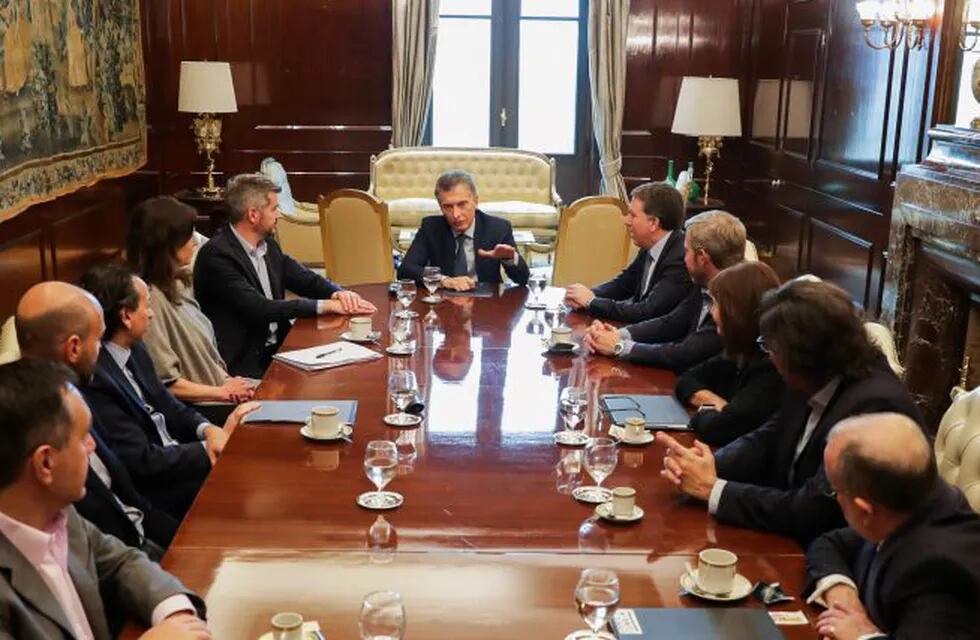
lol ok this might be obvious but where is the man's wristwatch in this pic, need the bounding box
[612,341,625,357]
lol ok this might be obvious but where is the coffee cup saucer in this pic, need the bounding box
[609,425,654,445]
[340,330,381,343]
[385,344,416,356]
[356,490,404,510]
[540,339,578,355]
[572,486,612,504]
[553,430,589,446]
[299,421,353,442]
[595,501,644,523]
[257,623,321,640]
[382,413,423,427]
[679,571,753,602]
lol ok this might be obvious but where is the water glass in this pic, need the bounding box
[388,369,418,424]
[389,312,415,350]
[422,266,442,303]
[396,279,417,317]
[359,590,405,640]
[527,272,548,308]
[584,437,617,492]
[559,386,588,433]
[363,441,398,498]
[574,569,620,638]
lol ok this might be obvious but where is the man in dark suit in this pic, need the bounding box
[15,281,177,558]
[584,210,746,373]
[80,263,257,520]
[564,181,692,324]
[0,359,209,639]
[195,173,376,378]
[397,169,530,290]
[657,279,921,545]
[805,413,980,640]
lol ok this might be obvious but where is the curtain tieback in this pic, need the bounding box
[600,156,623,178]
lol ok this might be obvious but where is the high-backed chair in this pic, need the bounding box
[936,385,980,513]
[551,196,630,288]
[744,238,759,262]
[0,316,20,365]
[317,189,395,286]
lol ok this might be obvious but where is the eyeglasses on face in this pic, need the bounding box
[756,335,770,354]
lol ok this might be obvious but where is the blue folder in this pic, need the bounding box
[611,608,782,639]
[242,400,358,425]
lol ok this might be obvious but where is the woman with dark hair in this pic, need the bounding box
[674,261,784,446]
[129,196,255,406]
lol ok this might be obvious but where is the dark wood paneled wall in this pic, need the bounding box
[141,0,393,200]
[731,0,943,313]
[0,176,157,319]
[623,1,742,194]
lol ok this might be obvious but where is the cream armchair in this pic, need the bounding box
[368,146,562,251]
[0,316,20,365]
[936,385,980,513]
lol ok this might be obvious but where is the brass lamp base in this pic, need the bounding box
[190,113,225,200]
[697,135,723,205]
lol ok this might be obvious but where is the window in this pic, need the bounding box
[431,0,584,155]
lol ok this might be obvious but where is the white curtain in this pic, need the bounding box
[588,0,630,199]
[391,0,440,148]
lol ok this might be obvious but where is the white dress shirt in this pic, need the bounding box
[87,452,145,542]
[708,377,842,515]
[229,224,278,345]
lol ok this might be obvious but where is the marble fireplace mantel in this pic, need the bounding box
[882,126,980,428]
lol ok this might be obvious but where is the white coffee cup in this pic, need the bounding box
[270,612,304,640]
[611,486,636,518]
[310,406,341,438]
[550,326,573,346]
[350,316,373,340]
[695,548,738,595]
[624,417,646,441]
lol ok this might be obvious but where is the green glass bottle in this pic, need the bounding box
[664,159,676,187]
[687,161,702,203]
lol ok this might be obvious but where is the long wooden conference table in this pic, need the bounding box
[123,284,818,639]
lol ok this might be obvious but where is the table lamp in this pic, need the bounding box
[178,61,238,199]
[671,77,742,205]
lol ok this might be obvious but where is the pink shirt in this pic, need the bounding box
[0,509,95,640]
[0,509,197,635]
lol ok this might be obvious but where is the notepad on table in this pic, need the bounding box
[611,608,783,639]
[272,341,381,371]
[599,394,691,430]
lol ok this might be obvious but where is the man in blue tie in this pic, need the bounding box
[397,170,530,291]
[804,413,980,639]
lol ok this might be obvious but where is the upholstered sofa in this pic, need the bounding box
[367,146,562,251]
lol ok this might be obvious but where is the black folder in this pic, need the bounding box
[599,394,691,430]
[611,608,784,639]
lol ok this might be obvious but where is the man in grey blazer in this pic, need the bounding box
[0,359,209,639]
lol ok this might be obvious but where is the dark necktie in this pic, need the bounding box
[634,253,653,301]
[454,234,468,277]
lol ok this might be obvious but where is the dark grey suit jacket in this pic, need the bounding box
[194,226,343,378]
[589,230,692,324]
[0,507,204,639]
[805,484,980,639]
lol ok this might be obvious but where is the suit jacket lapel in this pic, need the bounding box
[473,210,489,280]
[217,228,264,292]
[265,241,284,299]
[97,350,146,419]
[0,532,76,638]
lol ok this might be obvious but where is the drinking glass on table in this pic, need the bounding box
[574,569,620,639]
[559,386,589,433]
[396,279,418,318]
[362,440,400,506]
[422,266,442,304]
[526,272,548,309]
[359,590,405,640]
[583,437,617,501]
[389,312,416,352]
[387,369,418,426]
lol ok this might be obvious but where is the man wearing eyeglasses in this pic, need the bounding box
[656,278,922,546]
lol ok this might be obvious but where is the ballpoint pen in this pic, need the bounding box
[315,347,342,359]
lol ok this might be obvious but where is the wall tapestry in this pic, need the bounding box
[0,0,146,223]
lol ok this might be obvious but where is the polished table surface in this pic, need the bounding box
[124,284,818,638]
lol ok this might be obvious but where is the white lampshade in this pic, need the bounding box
[178,61,238,113]
[671,77,742,138]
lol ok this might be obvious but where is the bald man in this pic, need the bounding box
[15,282,178,559]
[804,413,980,640]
